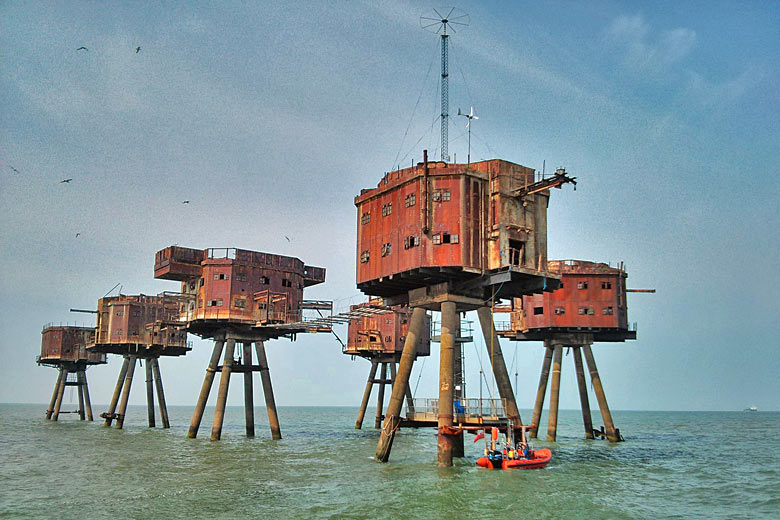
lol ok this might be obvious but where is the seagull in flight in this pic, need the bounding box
[76,46,88,51]
[9,165,20,174]
[284,235,291,242]
[60,178,73,183]
[136,46,141,53]
[75,233,81,238]
[182,200,190,204]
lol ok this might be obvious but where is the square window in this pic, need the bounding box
[577,281,588,289]
[533,306,544,315]
[432,191,441,202]
[432,234,442,245]
[442,190,451,201]
[601,281,612,289]
[554,307,565,315]
[451,234,459,244]
[442,233,451,244]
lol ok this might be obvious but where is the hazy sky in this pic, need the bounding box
[2,1,778,413]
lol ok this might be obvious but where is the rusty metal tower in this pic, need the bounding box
[38,325,106,422]
[84,293,191,430]
[496,260,652,442]
[154,245,329,441]
[355,152,575,466]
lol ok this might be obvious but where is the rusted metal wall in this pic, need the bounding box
[92,294,188,353]
[154,246,326,326]
[40,326,105,364]
[355,159,550,296]
[344,299,431,357]
[510,260,629,331]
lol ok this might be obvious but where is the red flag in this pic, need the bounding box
[473,432,485,443]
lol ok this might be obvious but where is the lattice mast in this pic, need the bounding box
[421,8,469,162]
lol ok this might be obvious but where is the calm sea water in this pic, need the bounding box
[1,404,778,519]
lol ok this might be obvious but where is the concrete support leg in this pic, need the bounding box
[243,343,255,438]
[390,361,415,415]
[188,340,225,439]
[76,370,86,420]
[116,356,137,429]
[529,343,553,438]
[376,307,426,462]
[52,368,69,421]
[145,360,155,428]
[476,306,522,426]
[374,363,387,429]
[583,344,620,442]
[105,357,130,427]
[46,370,64,420]
[573,346,594,439]
[256,341,281,440]
[211,338,235,441]
[437,301,457,467]
[355,360,378,429]
[546,345,563,442]
[151,358,169,428]
[82,370,93,421]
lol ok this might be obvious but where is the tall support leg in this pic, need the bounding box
[255,341,282,440]
[376,307,426,462]
[355,360,378,429]
[145,360,155,428]
[476,307,522,426]
[105,357,130,427]
[151,358,169,428]
[438,301,457,467]
[573,346,594,439]
[529,343,554,438]
[76,370,86,421]
[52,368,69,421]
[188,339,225,438]
[546,345,563,442]
[82,370,94,421]
[211,338,235,441]
[116,356,137,429]
[46,370,64,420]
[582,344,620,442]
[452,311,464,458]
[243,343,255,438]
[390,361,415,415]
[374,363,387,429]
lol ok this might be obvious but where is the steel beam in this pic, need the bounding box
[188,339,225,438]
[116,356,137,429]
[573,346,594,439]
[151,358,169,428]
[105,357,130,427]
[376,307,426,462]
[210,338,235,441]
[255,341,281,440]
[145,360,155,428]
[76,370,86,421]
[52,368,69,421]
[355,360,378,429]
[546,345,563,441]
[243,343,255,437]
[374,363,387,429]
[82,370,93,421]
[46,370,64,420]
[529,344,553,438]
[583,344,619,442]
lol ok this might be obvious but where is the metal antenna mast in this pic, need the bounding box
[421,8,469,163]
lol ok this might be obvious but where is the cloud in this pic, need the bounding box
[606,14,696,75]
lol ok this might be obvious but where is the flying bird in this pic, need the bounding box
[285,235,291,242]
[182,200,190,204]
[9,165,20,174]
[76,46,88,51]
[75,233,81,238]
[136,46,141,53]
[60,178,73,183]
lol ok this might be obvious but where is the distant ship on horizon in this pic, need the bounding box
[744,405,758,412]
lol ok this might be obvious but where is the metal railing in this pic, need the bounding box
[406,397,507,420]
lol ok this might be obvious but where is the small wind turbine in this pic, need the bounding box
[458,106,478,165]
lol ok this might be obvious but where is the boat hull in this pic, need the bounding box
[476,448,552,470]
